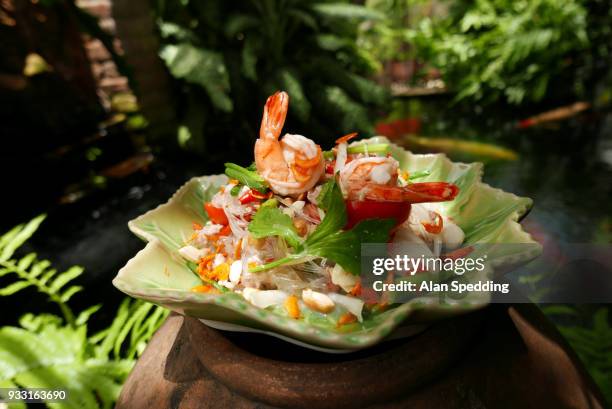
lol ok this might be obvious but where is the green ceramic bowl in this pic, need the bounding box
[113,138,541,351]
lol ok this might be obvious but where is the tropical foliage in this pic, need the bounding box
[407,0,590,104]
[0,216,168,409]
[154,0,389,156]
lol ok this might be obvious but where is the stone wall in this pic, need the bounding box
[76,0,130,111]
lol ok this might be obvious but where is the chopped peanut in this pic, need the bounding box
[192,222,203,230]
[302,289,335,313]
[247,234,265,249]
[293,218,308,236]
[284,295,301,319]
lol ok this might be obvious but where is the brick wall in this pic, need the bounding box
[77,0,130,111]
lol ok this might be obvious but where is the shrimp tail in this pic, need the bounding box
[260,91,289,140]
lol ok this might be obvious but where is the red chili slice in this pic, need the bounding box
[204,202,228,225]
[345,199,411,229]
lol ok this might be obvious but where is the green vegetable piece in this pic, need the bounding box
[323,150,335,160]
[347,143,389,155]
[261,198,279,208]
[230,185,241,196]
[248,206,302,249]
[224,162,268,193]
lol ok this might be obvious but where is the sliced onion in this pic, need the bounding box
[242,288,288,309]
[334,142,348,174]
[328,293,364,322]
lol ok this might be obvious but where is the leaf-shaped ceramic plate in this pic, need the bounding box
[113,138,541,350]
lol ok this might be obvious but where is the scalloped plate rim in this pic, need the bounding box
[113,143,541,350]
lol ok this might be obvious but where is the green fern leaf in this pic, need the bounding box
[0,216,168,409]
[17,253,36,271]
[0,215,45,262]
[0,281,32,296]
[76,305,102,327]
[49,266,84,293]
[60,285,83,303]
[30,259,51,278]
[18,313,63,332]
[94,299,131,359]
[113,302,154,358]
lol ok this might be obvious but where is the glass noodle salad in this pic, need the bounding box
[179,91,464,327]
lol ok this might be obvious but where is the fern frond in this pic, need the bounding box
[0,216,169,409]
[92,298,169,360]
[0,215,45,262]
[552,307,612,404]
[0,323,129,409]
[0,217,85,326]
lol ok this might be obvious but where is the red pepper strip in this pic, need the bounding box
[336,132,358,144]
[204,202,228,225]
[239,189,268,204]
[218,225,232,237]
[422,211,443,234]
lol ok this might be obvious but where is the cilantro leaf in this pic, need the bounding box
[305,219,396,275]
[224,162,268,192]
[306,179,346,244]
[248,206,302,249]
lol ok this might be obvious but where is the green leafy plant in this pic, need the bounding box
[357,0,419,65]
[0,216,169,409]
[543,305,612,404]
[154,0,389,156]
[408,0,589,104]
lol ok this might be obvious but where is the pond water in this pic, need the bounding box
[408,98,612,244]
[2,97,611,328]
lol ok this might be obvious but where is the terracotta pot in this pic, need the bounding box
[184,313,481,409]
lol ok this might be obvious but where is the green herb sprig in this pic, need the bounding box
[247,179,394,275]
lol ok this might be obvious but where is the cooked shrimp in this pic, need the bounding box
[255,91,324,196]
[340,156,459,203]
